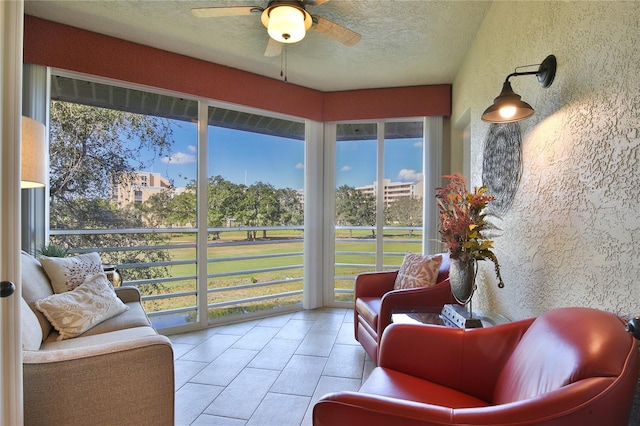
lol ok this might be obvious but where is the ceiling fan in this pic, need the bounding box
[191,0,362,57]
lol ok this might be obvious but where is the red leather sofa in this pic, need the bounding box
[354,252,454,364]
[316,307,640,425]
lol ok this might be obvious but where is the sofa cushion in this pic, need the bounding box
[36,326,160,353]
[394,253,443,290]
[21,251,54,339]
[35,273,129,340]
[81,301,151,337]
[40,251,104,293]
[21,298,43,351]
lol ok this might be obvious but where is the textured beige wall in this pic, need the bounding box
[451,1,640,321]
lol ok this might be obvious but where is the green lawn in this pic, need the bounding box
[130,229,422,319]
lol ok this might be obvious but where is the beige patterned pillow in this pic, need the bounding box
[394,253,443,290]
[35,273,129,340]
[40,252,103,293]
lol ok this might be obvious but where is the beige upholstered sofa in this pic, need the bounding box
[20,251,174,426]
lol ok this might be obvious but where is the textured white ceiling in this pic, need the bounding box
[24,0,492,92]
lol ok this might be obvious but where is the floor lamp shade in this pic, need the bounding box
[21,116,47,188]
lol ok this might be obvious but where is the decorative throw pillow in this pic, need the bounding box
[35,273,129,341]
[40,252,104,293]
[394,253,443,290]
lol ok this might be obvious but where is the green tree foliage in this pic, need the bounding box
[49,101,173,203]
[142,184,196,228]
[48,101,173,284]
[335,185,376,237]
[276,188,303,226]
[208,176,245,237]
[238,182,280,239]
[142,176,303,241]
[385,195,423,235]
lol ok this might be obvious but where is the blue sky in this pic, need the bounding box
[141,120,423,191]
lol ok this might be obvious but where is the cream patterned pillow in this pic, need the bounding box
[394,253,443,290]
[40,252,104,293]
[35,273,129,340]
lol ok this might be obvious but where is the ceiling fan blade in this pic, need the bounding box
[303,0,331,6]
[311,16,361,47]
[191,6,258,18]
[264,38,283,57]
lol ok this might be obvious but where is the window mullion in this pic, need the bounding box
[375,122,385,270]
[196,101,209,326]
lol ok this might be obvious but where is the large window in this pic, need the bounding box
[333,121,425,303]
[47,74,306,329]
[205,106,305,321]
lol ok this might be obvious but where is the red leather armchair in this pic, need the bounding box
[354,252,454,364]
[315,307,640,426]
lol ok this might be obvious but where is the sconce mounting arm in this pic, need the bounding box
[505,55,557,88]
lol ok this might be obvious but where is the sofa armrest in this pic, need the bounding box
[379,320,533,400]
[23,334,174,426]
[378,279,454,335]
[115,285,142,303]
[354,270,398,298]
[314,391,453,426]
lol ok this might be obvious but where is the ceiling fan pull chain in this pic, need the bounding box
[280,44,288,83]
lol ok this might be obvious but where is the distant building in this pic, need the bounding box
[356,179,423,207]
[111,171,172,208]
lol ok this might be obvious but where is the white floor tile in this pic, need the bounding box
[174,309,365,426]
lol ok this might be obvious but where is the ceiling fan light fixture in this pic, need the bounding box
[262,4,312,44]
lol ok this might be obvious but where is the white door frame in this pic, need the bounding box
[1,1,25,424]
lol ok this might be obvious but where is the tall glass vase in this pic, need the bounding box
[449,258,477,305]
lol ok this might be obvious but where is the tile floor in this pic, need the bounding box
[170,308,374,425]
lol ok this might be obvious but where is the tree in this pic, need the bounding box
[49,101,174,284]
[140,187,179,227]
[276,188,303,226]
[237,182,280,239]
[208,176,245,238]
[385,196,423,236]
[141,175,303,241]
[335,185,376,237]
[49,101,173,204]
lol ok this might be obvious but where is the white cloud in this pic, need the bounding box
[413,141,423,148]
[398,169,423,182]
[341,165,352,172]
[161,152,196,165]
[187,145,197,153]
[295,162,304,169]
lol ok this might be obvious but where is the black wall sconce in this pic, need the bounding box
[481,55,557,123]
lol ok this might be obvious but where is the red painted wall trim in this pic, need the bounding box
[323,85,451,121]
[23,16,451,121]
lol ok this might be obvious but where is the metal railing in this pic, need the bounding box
[50,225,422,328]
[50,226,305,328]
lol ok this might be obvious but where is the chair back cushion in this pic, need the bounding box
[493,307,634,404]
[21,251,54,340]
[393,253,443,290]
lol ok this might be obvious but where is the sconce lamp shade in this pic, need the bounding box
[262,4,312,44]
[21,116,47,189]
[481,81,534,123]
[481,55,557,123]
